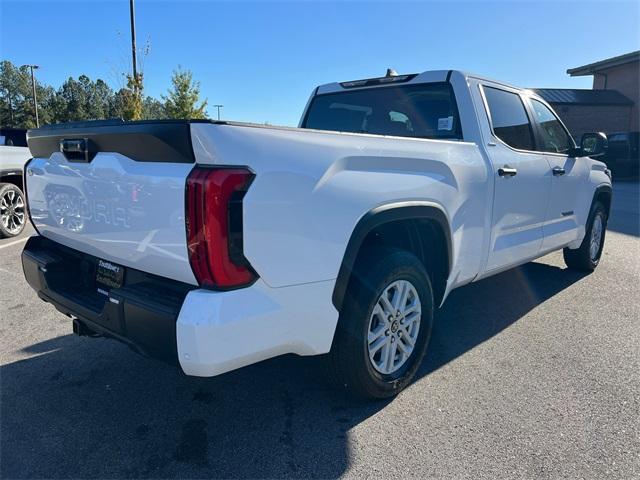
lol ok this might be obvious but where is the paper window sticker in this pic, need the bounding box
[438,116,454,131]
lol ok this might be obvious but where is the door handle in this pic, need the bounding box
[552,166,566,176]
[498,166,517,177]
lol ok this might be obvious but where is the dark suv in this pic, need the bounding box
[605,132,639,178]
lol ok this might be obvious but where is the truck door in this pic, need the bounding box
[479,84,552,274]
[525,97,589,251]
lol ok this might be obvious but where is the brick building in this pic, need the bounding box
[533,51,639,141]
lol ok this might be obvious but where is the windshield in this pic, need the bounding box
[302,83,462,140]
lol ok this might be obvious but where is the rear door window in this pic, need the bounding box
[303,83,462,140]
[529,99,573,154]
[483,86,535,151]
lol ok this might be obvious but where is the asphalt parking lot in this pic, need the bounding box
[1,182,638,479]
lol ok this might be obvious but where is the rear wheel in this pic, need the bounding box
[324,248,434,399]
[0,183,26,238]
[563,201,607,271]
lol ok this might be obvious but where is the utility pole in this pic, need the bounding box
[22,64,39,128]
[129,0,138,91]
[214,104,223,121]
[7,90,14,124]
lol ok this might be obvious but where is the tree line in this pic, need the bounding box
[0,60,209,129]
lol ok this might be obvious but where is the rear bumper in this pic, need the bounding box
[176,279,338,377]
[22,235,193,364]
[22,236,339,376]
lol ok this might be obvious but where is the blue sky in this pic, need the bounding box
[2,0,639,126]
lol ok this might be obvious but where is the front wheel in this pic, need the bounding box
[0,183,27,238]
[324,248,434,399]
[563,201,607,271]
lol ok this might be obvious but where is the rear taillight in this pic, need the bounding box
[186,166,256,289]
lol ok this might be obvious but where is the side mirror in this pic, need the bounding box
[580,132,608,158]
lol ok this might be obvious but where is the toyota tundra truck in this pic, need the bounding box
[21,70,612,398]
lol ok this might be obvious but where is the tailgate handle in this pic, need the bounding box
[59,138,96,162]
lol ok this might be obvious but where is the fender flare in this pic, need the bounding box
[0,169,25,192]
[592,183,613,215]
[332,201,452,311]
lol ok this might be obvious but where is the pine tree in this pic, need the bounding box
[162,68,208,119]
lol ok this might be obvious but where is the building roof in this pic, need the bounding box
[533,88,633,106]
[567,51,640,76]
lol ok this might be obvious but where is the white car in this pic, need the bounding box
[21,70,611,398]
[0,128,30,237]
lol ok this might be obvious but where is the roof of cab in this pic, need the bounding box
[315,69,525,96]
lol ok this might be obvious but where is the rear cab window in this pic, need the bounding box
[482,86,535,151]
[302,83,463,140]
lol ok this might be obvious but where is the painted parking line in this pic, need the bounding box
[0,236,31,250]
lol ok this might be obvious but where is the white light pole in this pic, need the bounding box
[214,104,223,121]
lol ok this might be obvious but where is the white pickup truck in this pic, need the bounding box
[22,70,611,398]
[0,128,30,237]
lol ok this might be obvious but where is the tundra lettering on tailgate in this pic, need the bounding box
[47,191,131,232]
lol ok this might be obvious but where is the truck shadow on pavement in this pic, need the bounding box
[1,261,587,479]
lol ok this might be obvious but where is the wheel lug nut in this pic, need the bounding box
[385,330,390,336]
[391,337,395,343]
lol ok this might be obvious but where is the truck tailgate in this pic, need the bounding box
[25,121,198,285]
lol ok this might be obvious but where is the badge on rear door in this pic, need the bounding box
[96,259,125,289]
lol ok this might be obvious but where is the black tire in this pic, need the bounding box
[0,182,27,238]
[563,201,607,271]
[324,248,434,399]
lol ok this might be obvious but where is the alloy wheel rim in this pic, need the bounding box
[590,214,603,261]
[367,279,421,375]
[0,189,25,235]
